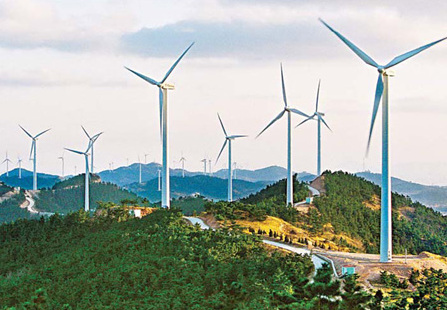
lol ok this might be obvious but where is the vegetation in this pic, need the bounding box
[0,208,371,309]
[171,195,207,216]
[35,178,141,214]
[313,171,447,255]
[0,190,33,223]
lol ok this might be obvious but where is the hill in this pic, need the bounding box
[205,171,447,257]
[33,174,142,214]
[357,171,447,215]
[0,168,61,190]
[0,182,31,223]
[126,175,269,202]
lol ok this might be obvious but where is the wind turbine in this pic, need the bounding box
[58,153,65,177]
[138,155,142,184]
[320,19,446,263]
[257,64,309,206]
[208,159,212,175]
[157,168,161,191]
[201,158,207,174]
[216,113,247,202]
[2,152,12,177]
[19,125,51,190]
[179,156,186,177]
[81,126,103,173]
[144,154,150,164]
[17,157,23,179]
[125,42,194,209]
[65,143,92,212]
[295,80,332,176]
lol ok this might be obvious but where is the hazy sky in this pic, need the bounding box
[1,0,447,185]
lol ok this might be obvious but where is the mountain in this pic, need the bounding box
[99,163,316,186]
[356,171,447,215]
[33,174,142,214]
[126,175,269,202]
[0,182,30,223]
[0,168,61,190]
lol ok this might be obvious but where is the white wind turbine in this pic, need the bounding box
[19,125,51,190]
[2,152,12,177]
[216,113,247,202]
[320,19,446,262]
[295,80,332,176]
[65,143,92,212]
[58,153,65,177]
[201,158,207,174]
[17,157,23,179]
[257,64,309,206]
[125,42,194,208]
[179,156,186,177]
[81,126,103,174]
[208,159,212,176]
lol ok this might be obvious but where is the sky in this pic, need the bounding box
[0,0,447,185]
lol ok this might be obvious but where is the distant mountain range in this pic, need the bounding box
[356,171,447,215]
[125,175,270,202]
[0,168,61,190]
[98,163,316,186]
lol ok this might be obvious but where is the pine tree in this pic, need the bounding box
[339,274,372,310]
[269,229,273,237]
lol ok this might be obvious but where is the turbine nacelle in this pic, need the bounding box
[161,83,175,90]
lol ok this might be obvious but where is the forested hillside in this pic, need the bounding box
[314,171,447,255]
[34,175,141,214]
[0,209,367,309]
[0,183,31,223]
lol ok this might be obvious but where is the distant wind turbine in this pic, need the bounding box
[2,152,12,177]
[19,125,51,190]
[144,154,150,164]
[157,168,161,191]
[125,42,195,208]
[17,157,23,179]
[216,113,247,202]
[320,18,446,263]
[81,126,103,173]
[65,143,92,212]
[208,159,212,175]
[179,156,186,177]
[201,158,207,174]
[256,64,309,206]
[296,80,332,176]
[58,155,65,177]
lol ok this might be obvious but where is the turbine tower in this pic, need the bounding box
[2,152,12,177]
[257,64,309,206]
[201,158,207,174]
[17,157,23,179]
[65,144,92,212]
[81,126,103,173]
[179,156,186,177]
[58,153,65,177]
[125,42,194,208]
[296,80,332,176]
[19,125,50,190]
[320,19,446,262]
[216,113,247,202]
[208,159,212,175]
[144,154,149,164]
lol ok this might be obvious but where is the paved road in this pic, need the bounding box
[184,217,213,230]
[307,185,320,196]
[25,196,39,214]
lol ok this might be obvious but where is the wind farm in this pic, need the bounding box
[1,2,447,308]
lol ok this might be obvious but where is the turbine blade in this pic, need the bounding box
[19,125,33,138]
[81,126,91,140]
[92,132,103,143]
[159,88,163,140]
[216,139,228,163]
[280,63,288,107]
[295,115,314,128]
[161,42,195,83]
[229,135,248,139]
[124,66,160,86]
[256,110,286,138]
[320,116,332,132]
[65,148,84,155]
[35,128,51,138]
[319,18,378,68]
[288,108,310,118]
[315,79,321,112]
[385,37,447,69]
[366,74,384,155]
[217,113,228,136]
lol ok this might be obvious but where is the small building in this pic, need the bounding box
[306,197,313,204]
[342,265,356,276]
